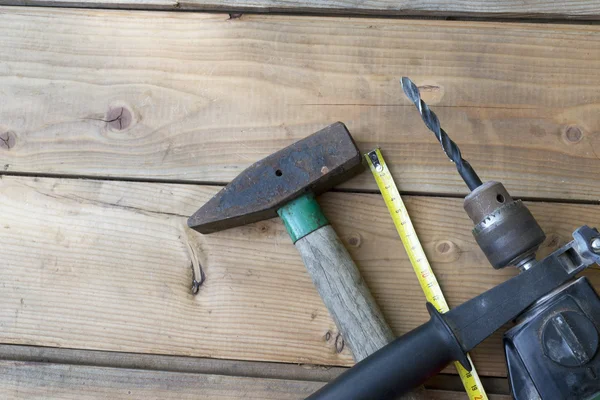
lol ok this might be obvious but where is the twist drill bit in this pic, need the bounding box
[401,77,482,191]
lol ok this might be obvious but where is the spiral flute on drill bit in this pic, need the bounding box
[401,77,482,191]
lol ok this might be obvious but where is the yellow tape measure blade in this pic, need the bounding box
[365,148,489,400]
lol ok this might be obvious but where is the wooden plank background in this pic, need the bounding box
[0,0,599,19]
[0,360,513,399]
[0,361,322,400]
[0,344,510,393]
[1,175,599,378]
[1,4,600,398]
[1,8,600,200]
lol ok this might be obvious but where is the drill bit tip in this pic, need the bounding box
[401,77,482,191]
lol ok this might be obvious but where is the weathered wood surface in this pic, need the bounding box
[0,360,512,399]
[2,8,600,200]
[0,344,510,393]
[295,224,394,362]
[0,361,320,399]
[0,360,324,399]
[0,345,346,382]
[1,0,600,19]
[1,175,599,377]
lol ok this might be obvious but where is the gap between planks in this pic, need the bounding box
[3,171,600,207]
[0,359,513,400]
[0,0,600,21]
[0,344,510,395]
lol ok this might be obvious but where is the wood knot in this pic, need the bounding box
[258,223,269,233]
[323,330,345,353]
[545,233,564,250]
[436,241,452,254]
[335,333,345,353]
[106,106,133,131]
[416,82,444,104]
[345,233,362,248]
[417,85,441,92]
[563,126,583,144]
[431,240,460,262]
[0,131,16,150]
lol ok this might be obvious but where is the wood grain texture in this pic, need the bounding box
[295,225,394,362]
[0,360,321,399]
[0,360,512,399]
[0,345,347,382]
[0,0,599,19]
[0,344,510,394]
[1,175,600,378]
[2,8,600,200]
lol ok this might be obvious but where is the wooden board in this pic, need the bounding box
[1,175,599,377]
[0,361,320,400]
[2,8,600,200]
[0,360,512,399]
[1,0,600,19]
[0,344,510,394]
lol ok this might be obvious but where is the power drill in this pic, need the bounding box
[307,78,600,400]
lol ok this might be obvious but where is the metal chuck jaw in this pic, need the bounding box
[464,181,546,270]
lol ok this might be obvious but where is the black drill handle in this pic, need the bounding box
[306,304,469,400]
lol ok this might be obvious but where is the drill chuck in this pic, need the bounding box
[464,181,546,269]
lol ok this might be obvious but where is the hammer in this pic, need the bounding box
[188,122,394,362]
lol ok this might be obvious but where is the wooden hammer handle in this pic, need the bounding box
[295,224,394,361]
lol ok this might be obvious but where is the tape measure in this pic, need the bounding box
[366,148,488,400]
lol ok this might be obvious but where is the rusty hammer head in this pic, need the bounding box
[188,122,363,234]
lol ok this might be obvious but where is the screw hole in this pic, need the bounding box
[275,169,283,177]
[496,194,505,203]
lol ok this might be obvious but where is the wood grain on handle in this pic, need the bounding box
[295,225,394,362]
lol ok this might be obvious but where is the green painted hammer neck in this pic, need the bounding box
[277,193,329,243]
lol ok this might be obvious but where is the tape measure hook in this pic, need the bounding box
[367,149,383,172]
